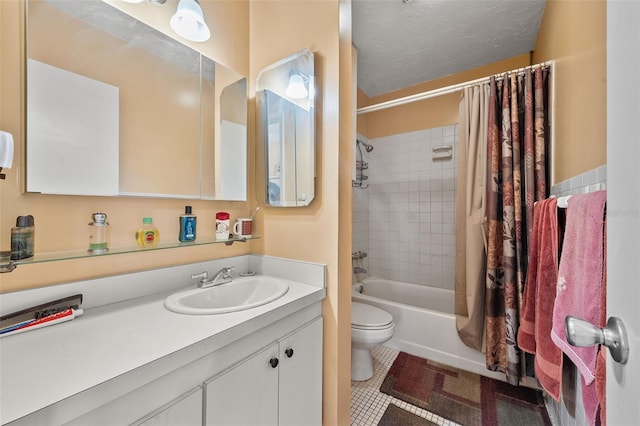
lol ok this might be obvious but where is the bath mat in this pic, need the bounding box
[377,403,438,426]
[380,351,551,426]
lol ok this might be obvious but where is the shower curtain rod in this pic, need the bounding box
[357,61,553,115]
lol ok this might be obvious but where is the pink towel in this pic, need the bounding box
[517,198,562,401]
[551,190,607,386]
[581,220,607,426]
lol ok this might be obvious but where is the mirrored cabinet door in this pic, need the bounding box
[257,49,315,207]
[25,0,247,201]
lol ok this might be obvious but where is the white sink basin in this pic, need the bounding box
[164,276,289,315]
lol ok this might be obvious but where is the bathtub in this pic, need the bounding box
[353,277,504,380]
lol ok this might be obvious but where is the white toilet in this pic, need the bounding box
[351,302,395,381]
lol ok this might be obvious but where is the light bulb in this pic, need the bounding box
[170,0,211,42]
[285,74,308,99]
[174,14,199,37]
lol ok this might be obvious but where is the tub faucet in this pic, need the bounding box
[192,266,235,288]
[353,266,367,274]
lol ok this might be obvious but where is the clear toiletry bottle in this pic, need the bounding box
[88,212,110,254]
[179,206,197,242]
[136,217,159,247]
[10,215,35,260]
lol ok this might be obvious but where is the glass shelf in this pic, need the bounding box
[0,236,259,272]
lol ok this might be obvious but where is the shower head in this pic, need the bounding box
[357,139,374,153]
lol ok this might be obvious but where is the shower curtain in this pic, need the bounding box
[455,84,489,352]
[485,68,549,385]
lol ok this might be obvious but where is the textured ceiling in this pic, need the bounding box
[353,0,547,97]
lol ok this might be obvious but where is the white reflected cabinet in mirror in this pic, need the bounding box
[25,0,247,201]
[256,49,315,207]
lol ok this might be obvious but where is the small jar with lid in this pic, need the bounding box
[215,212,230,240]
[88,212,110,254]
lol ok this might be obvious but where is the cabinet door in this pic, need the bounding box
[131,387,202,426]
[278,318,323,426]
[204,342,279,426]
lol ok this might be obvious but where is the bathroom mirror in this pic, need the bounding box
[257,49,315,207]
[25,0,247,200]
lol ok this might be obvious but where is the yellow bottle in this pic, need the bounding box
[136,217,159,247]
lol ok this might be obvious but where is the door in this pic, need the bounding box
[278,318,323,426]
[204,343,279,426]
[606,1,640,424]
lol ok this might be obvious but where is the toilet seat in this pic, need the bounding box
[352,302,393,330]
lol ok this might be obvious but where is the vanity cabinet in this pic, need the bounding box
[205,317,322,426]
[1,256,326,426]
[10,305,323,426]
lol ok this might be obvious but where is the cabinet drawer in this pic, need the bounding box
[131,387,202,426]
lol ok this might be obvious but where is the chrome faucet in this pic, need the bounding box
[353,266,367,274]
[192,266,235,288]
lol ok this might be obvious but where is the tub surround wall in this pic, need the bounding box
[352,133,371,275]
[550,165,607,198]
[365,125,457,290]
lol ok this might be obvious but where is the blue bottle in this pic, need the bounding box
[179,206,197,242]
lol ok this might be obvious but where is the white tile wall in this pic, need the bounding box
[551,164,607,197]
[353,125,457,290]
[352,134,371,277]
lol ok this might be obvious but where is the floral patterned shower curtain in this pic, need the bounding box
[485,68,549,385]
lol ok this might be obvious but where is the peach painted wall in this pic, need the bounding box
[532,0,606,183]
[249,1,352,424]
[0,0,251,292]
[356,87,369,137]
[356,54,531,139]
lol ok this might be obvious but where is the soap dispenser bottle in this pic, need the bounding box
[179,206,197,242]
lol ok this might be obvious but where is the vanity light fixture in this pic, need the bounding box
[285,73,308,99]
[170,0,211,42]
[0,131,14,180]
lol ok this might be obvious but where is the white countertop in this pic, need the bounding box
[0,268,325,424]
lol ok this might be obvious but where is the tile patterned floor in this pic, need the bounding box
[350,345,461,426]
